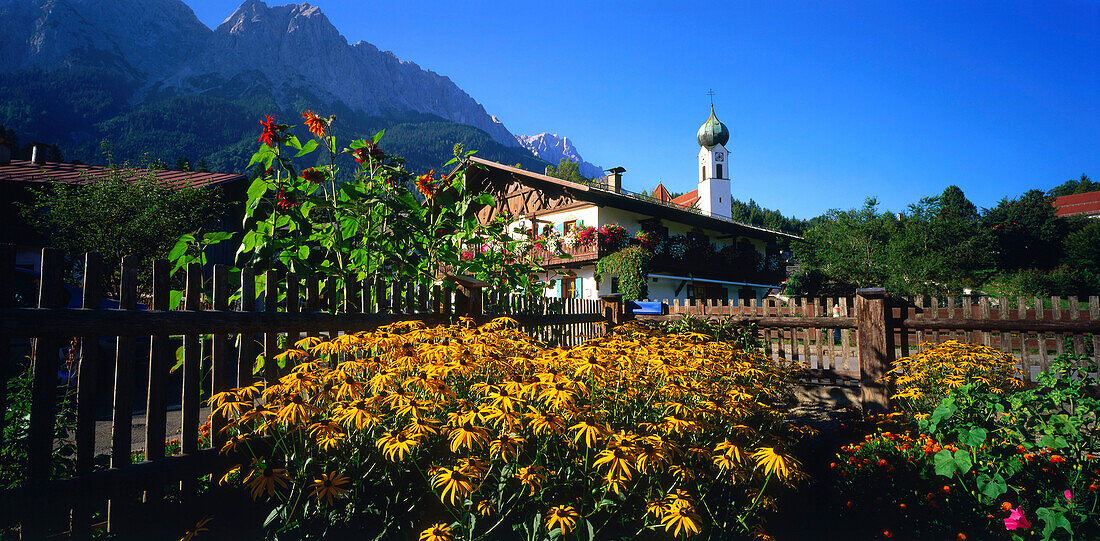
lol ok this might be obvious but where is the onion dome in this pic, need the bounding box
[696,106,730,148]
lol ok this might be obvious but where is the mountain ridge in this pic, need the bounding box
[517,133,603,178]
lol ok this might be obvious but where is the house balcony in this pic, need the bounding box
[531,240,602,268]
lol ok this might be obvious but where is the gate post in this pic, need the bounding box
[599,293,625,327]
[856,287,891,413]
[452,275,489,320]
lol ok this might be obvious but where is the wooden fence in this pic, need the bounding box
[634,289,1100,411]
[0,246,605,540]
[4,242,1099,539]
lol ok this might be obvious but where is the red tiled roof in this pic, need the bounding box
[0,160,245,189]
[672,189,699,208]
[1052,190,1100,217]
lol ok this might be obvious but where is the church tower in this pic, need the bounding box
[696,105,732,219]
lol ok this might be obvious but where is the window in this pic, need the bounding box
[701,166,705,180]
[611,276,619,294]
[562,274,578,299]
[563,220,578,234]
[716,164,723,179]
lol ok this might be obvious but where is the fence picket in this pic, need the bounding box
[1091,297,1100,367]
[239,268,257,387]
[1052,296,1065,357]
[263,270,280,383]
[1069,296,1084,355]
[210,265,230,450]
[70,253,102,537]
[0,244,11,455]
[107,255,138,534]
[145,260,171,465]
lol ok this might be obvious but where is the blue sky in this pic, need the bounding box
[187,0,1099,219]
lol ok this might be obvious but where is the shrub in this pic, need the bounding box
[211,320,806,540]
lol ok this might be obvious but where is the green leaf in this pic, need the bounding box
[953,449,973,474]
[202,231,234,244]
[169,289,183,311]
[246,178,269,204]
[934,449,957,476]
[371,129,385,144]
[169,234,194,262]
[930,397,957,428]
[959,427,988,447]
[977,473,1008,499]
[295,139,318,157]
[284,135,302,151]
[297,245,310,260]
[247,145,275,169]
[1036,507,1072,539]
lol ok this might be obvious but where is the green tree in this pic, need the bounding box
[794,198,904,290]
[1047,174,1099,198]
[981,189,1067,271]
[896,185,991,293]
[20,165,224,291]
[544,158,589,184]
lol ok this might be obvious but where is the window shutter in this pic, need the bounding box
[554,280,562,298]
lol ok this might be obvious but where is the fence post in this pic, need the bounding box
[599,293,624,327]
[452,276,489,319]
[856,287,890,413]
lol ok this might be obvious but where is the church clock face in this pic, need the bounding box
[715,153,724,162]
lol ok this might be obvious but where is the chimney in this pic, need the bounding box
[0,144,9,166]
[31,143,47,164]
[604,166,625,192]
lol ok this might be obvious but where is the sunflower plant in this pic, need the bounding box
[208,319,808,539]
[185,111,546,318]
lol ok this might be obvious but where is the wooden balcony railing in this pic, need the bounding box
[530,239,600,267]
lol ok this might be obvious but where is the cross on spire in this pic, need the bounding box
[706,89,715,107]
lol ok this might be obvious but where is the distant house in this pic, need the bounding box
[1052,190,1100,219]
[458,107,800,303]
[0,144,246,270]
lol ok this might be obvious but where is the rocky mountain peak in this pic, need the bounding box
[517,133,602,178]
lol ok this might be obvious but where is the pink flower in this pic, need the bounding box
[1064,489,1073,501]
[1003,507,1031,531]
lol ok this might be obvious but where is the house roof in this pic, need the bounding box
[461,156,801,241]
[1052,190,1100,217]
[0,159,245,189]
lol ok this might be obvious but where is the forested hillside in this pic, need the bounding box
[0,68,548,175]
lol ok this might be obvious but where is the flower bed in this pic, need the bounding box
[833,343,1100,540]
[209,320,807,539]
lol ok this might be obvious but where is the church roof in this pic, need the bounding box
[696,106,730,148]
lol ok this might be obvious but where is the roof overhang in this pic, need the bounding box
[457,157,802,241]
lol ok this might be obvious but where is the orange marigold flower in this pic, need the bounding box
[301,167,326,184]
[416,170,437,199]
[1050,455,1065,463]
[957,534,966,540]
[302,110,327,138]
[1000,502,1013,512]
[942,485,951,494]
[258,115,278,147]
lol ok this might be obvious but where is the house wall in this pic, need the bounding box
[544,266,597,300]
